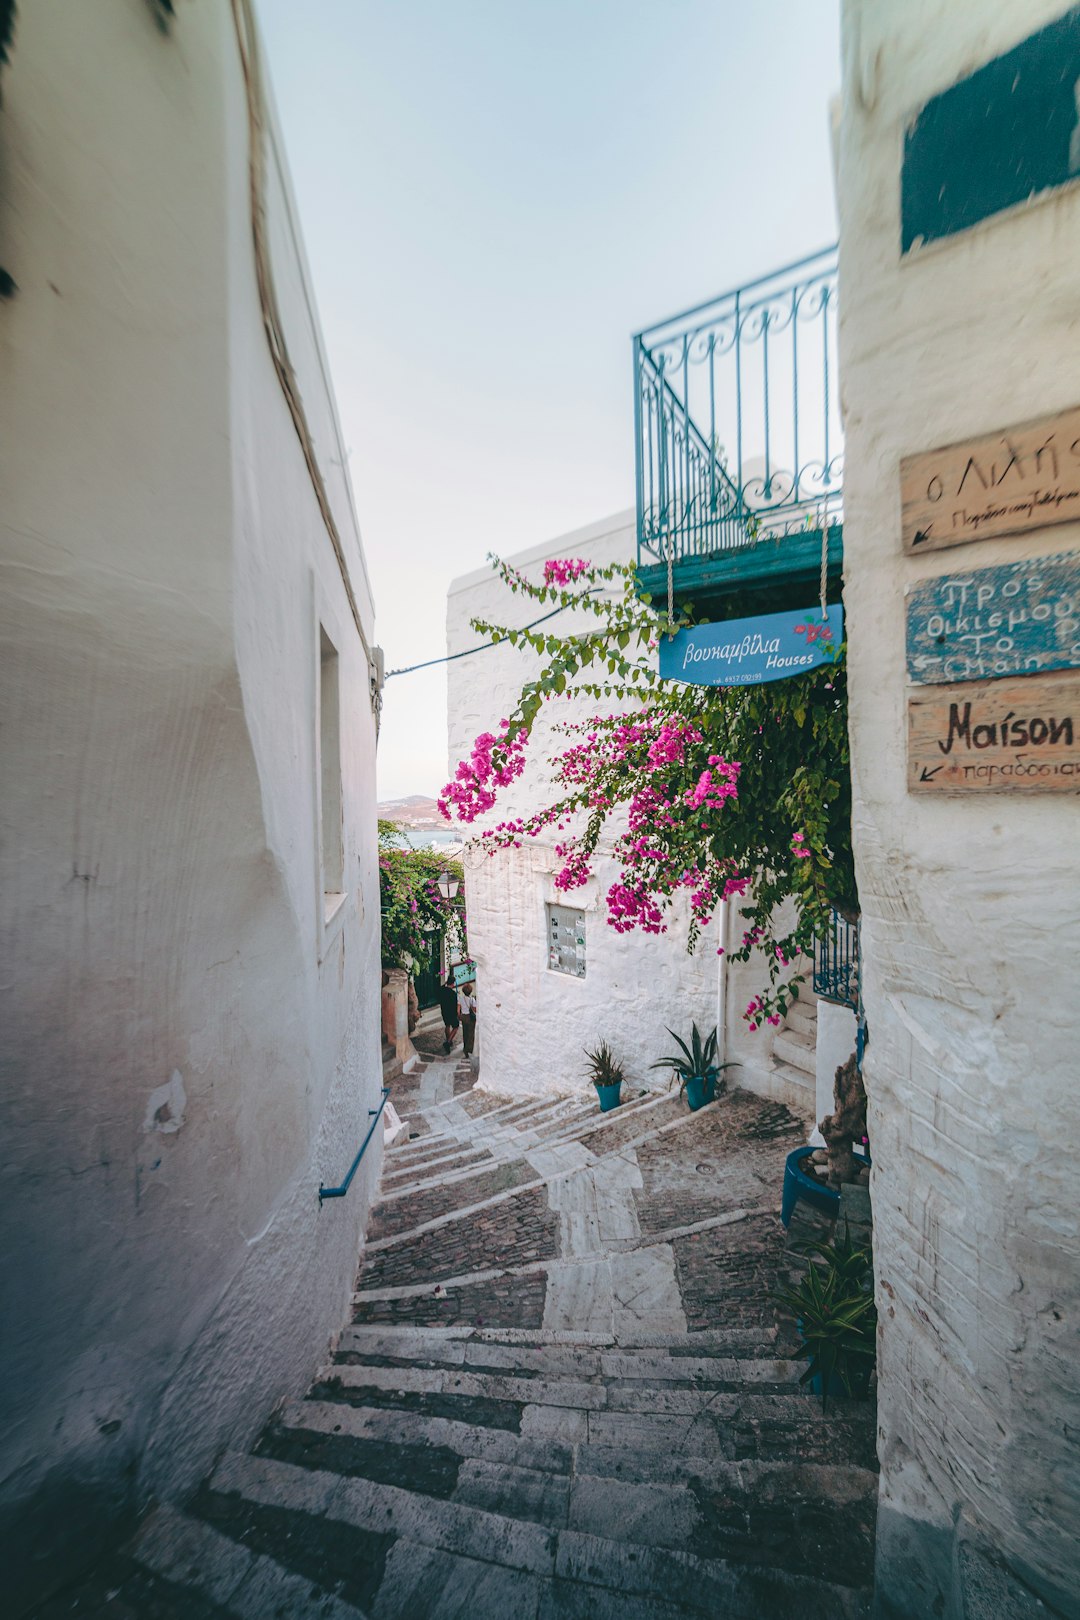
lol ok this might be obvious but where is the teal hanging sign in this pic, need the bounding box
[660,607,842,687]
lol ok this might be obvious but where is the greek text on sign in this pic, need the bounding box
[908,672,1080,793]
[906,551,1080,685]
[659,607,842,687]
[900,404,1080,554]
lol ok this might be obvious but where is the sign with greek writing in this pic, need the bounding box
[451,960,476,987]
[906,551,1080,685]
[901,405,1080,554]
[908,672,1080,793]
[659,607,842,687]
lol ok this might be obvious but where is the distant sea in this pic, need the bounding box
[402,825,463,848]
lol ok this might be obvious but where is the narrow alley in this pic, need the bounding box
[40,1052,877,1619]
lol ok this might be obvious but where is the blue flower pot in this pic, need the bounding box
[684,1074,708,1111]
[781,1145,841,1228]
[595,1080,622,1112]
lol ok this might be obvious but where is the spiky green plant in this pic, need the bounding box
[584,1040,624,1090]
[774,1227,877,1412]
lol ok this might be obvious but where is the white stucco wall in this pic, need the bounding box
[0,3,382,1603]
[839,4,1080,1615]
[447,514,724,1097]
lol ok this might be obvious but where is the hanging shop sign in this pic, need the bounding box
[906,550,1080,685]
[659,606,842,687]
[451,960,477,987]
[908,671,1080,793]
[900,404,1080,555]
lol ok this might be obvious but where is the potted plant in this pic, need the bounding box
[774,1222,877,1412]
[585,1040,624,1112]
[649,1023,736,1111]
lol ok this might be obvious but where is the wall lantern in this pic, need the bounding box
[437,870,460,902]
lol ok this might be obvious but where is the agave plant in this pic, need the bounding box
[649,1023,737,1098]
[774,1228,877,1412]
[584,1040,624,1089]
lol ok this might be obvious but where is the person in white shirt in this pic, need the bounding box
[457,982,477,1060]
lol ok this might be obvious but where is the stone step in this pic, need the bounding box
[204,1451,870,1619]
[128,1502,367,1619]
[341,1323,780,1354]
[320,1358,805,1414]
[335,1330,796,1385]
[767,1057,817,1110]
[785,999,818,1037]
[268,1402,876,1585]
[772,1027,816,1075]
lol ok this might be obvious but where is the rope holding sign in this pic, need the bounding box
[819,506,830,621]
[666,531,675,634]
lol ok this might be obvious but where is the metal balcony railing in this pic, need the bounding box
[813,910,859,1012]
[634,246,842,571]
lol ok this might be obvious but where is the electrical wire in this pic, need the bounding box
[385,593,599,681]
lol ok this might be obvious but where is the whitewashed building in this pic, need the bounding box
[446,512,832,1109]
[839,1,1080,1612]
[0,2,384,1605]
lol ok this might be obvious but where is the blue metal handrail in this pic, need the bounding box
[318,1086,390,1203]
[634,245,842,571]
[813,911,859,1012]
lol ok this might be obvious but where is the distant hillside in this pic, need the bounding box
[378,795,442,826]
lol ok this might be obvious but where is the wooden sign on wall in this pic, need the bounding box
[908,671,1080,793]
[906,551,1080,685]
[901,404,1080,555]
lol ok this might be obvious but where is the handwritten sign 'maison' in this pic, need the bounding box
[906,551,1080,685]
[659,607,842,687]
[908,671,1080,793]
[901,404,1080,555]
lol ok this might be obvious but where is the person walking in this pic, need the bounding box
[437,973,460,1054]
[457,981,477,1061]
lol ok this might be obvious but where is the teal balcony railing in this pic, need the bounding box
[634,247,841,575]
[812,909,859,1012]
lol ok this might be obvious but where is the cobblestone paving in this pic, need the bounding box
[358,1184,559,1289]
[368,1159,534,1240]
[351,1272,548,1328]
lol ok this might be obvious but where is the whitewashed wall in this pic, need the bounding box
[839,4,1080,1614]
[0,3,382,1604]
[447,513,725,1098]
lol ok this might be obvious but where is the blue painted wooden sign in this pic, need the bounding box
[907,551,1080,685]
[902,8,1080,254]
[660,607,842,687]
[451,960,477,987]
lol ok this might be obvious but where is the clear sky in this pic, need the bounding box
[256,0,841,801]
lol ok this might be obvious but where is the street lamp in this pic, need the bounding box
[437,870,459,902]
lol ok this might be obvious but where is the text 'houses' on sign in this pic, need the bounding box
[659,606,842,687]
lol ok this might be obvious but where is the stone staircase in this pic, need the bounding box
[766,992,819,1118]
[41,1063,877,1618]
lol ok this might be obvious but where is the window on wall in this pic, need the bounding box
[319,625,344,921]
[547,903,586,977]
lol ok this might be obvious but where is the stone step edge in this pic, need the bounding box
[128,1502,366,1619]
[208,1451,872,1617]
[385,1084,672,1166]
[339,1323,778,1350]
[355,1207,756,1299]
[281,1400,879,1504]
[316,1359,806,1414]
[387,1090,587,1149]
[381,1087,672,1186]
[376,1093,681,1204]
[361,1093,737,1254]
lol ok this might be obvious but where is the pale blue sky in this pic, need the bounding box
[256,0,841,799]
